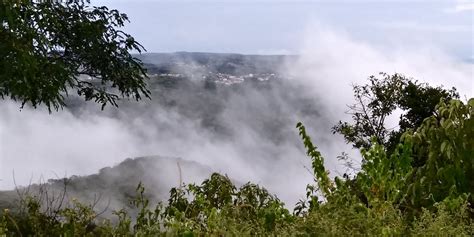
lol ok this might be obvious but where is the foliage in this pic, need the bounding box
[0,173,294,236]
[332,72,458,153]
[161,173,293,235]
[0,0,150,111]
[403,98,474,210]
[293,97,473,235]
[297,122,333,199]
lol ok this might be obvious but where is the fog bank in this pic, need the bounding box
[1,26,472,207]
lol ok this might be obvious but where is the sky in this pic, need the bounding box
[95,0,473,60]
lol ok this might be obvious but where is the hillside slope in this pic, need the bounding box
[0,156,213,214]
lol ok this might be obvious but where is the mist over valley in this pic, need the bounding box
[1,52,350,210]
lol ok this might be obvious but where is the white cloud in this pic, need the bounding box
[446,1,474,12]
[287,22,473,128]
[375,21,471,33]
[455,3,474,12]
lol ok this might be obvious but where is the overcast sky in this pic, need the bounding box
[94,0,473,60]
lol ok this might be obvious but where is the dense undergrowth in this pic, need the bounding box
[1,98,473,236]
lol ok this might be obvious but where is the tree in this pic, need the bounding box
[332,73,458,154]
[0,1,150,111]
[403,98,474,209]
[297,97,473,222]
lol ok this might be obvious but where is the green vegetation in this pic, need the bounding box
[0,1,149,111]
[1,85,472,235]
[1,2,472,236]
[332,72,458,154]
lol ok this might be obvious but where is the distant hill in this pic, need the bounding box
[0,156,213,215]
[136,52,296,76]
[65,52,320,145]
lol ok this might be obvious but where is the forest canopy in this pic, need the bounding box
[0,1,150,111]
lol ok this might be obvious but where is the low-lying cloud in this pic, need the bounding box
[1,24,472,207]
